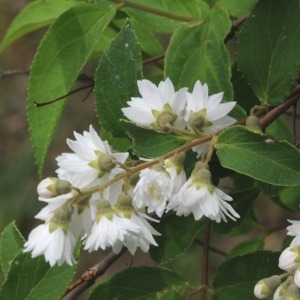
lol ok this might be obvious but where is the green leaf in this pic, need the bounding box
[89,266,188,300]
[94,22,142,138]
[231,64,259,115]
[0,252,76,300]
[217,0,256,18]
[123,121,189,158]
[123,0,204,33]
[278,186,300,212]
[150,213,203,264]
[213,188,260,234]
[27,3,116,176]
[212,251,281,300]
[0,222,24,277]
[265,117,292,143]
[216,126,300,186]
[0,0,80,53]
[237,0,300,105]
[226,237,265,260]
[165,6,233,101]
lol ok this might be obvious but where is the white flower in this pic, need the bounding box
[167,168,239,222]
[279,245,300,271]
[133,167,174,217]
[119,213,161,255]
[254,276,281,299]
[121,78,187,131]
[35,191,75,222]
[185,80,236,134]
[83,213,140,253]
[23,223,76,266]
[56,125,128,188]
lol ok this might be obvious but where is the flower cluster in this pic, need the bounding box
[254,220,300,299]
[122,78,236,156]
[24,78,239,266]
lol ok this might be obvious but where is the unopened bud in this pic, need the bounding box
[254,275,281,299]
[274,276,293,300]
[37,177,72,198]
[246,115,262,133]
[279,245,300,271]
[284,283,300,300]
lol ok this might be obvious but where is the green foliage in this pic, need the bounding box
[165,5,233,100]
[217,0,256,18]
[94,22,142,138]
[27,3,116,176]
[89,266,189,299]
[0,0,80,53]
[0,222,24,277]
[216,126,300,186]
[212,251,281,299]
[237,0,300,105]
[150,213,203,264]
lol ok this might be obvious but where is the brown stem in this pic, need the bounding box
[0,69,29,78]
[224,14,249,43]
[63,247,127,300]
[200,219,211,300]
[33,84,93,108]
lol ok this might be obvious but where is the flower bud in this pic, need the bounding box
[284,283,300,300]
[246,115,262,134]
[254,275,281,299]
[279,245,300,271]
[274,276,293,300]
[37,177,72,198]
[294,267,300,288]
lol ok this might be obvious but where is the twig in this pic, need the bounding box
[33,84,93,108]
[200,219,211,300]
[63,248,127,300]
[225,14,249,43]
[0,69,29,78]
[194,239,226,256]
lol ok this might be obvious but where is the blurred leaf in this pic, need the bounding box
[89,266,188,300]
[0,252,76,300]
[212,251,281,300]
[94,22,142,138]
[231,64,259,115]
[150,213,203,264]
[217,0,256,18]
[0,222,24,277]
[0,0,80,53]
[165,7,233,101]
[131,19,163,56]
[27,3,115,176]
[265,117,292,143]
[237,0,300,105]
[123,0,204,33]
[278,186,300,212]
[213,188,260,234]
[123,121,189,158]
[226,237,265,260]
[232,172,255,191]
[216,126,300,186]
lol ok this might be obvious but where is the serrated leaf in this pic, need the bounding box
[216,126,300,186]
[123,0,204,33]
[150,213,203,264]
[165,6,233,101]
[88,266,188,300]
[94,22,142,138]
[213,188,260,234]
[0,0,80,53]
[27,3,116,176]
[237,0,300,105]
[0,222,24,277]
[123,121,189,158]
[226,237,265,260]
[0,252,76,300]
[212,251,281,300]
